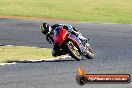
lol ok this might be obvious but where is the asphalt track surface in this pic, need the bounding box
[0,18,132,88]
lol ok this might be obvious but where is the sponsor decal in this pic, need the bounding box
[76,67,131,85]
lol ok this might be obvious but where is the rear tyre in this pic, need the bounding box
[66,40,82,61]
[85,46,94,59]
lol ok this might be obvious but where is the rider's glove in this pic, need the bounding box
[73,27,78,32]
[71,30,79,36]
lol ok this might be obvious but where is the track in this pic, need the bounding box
[0,18,132,88]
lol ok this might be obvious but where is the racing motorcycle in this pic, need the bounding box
[48,26,94,61]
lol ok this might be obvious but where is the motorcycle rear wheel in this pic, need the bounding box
[85,46,94,59]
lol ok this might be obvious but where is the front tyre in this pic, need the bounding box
[66,40,82,61]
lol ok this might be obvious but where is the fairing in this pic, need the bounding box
[53,27,67,44]
[53,26,82,47]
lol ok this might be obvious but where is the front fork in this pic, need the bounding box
[69,34,90,56]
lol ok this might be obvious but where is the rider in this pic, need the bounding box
[40,23,88,56]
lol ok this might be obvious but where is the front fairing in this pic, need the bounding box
[53,27,68,44]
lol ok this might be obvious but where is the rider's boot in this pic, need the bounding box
[52,45,62,57]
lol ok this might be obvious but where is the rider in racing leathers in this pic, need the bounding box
[40,23,88,56]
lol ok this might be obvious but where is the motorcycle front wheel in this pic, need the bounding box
[66,40,82,61]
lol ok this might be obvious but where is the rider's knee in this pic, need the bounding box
[52,50,61,57]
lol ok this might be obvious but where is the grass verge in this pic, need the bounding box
[0,0,132,24]
[0,45,53,63]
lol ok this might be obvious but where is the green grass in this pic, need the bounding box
[0,0,132,24]
[0,46,53,63]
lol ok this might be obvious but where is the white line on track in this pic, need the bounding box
[0,44,71,66]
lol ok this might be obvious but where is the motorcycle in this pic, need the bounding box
[47,26,94,61]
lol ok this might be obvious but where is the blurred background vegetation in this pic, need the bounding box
[0,0,132,23]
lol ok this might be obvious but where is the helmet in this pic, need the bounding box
[40,23,51,35]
